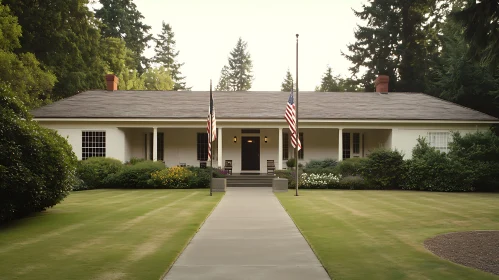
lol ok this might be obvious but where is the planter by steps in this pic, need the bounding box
[212,178,226,192]
[272,178,288,192]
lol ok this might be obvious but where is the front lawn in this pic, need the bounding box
[0,189,222,280]
[276,190,499,280]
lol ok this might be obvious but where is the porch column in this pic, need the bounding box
[217,128,222,168]
[153,127,158,161]
[338,128,343,162]
[278,127,283,169]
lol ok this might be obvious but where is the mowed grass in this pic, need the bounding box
[276,190,499,280]
[0,189,223,280]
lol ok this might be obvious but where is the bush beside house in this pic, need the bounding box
[0,88,77,223]
[275,130,499,192]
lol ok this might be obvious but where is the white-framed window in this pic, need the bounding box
[427,132,451,153]
[82,131,106,159]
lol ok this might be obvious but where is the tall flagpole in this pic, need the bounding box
[209,80,213,197]
[295,34,299,197]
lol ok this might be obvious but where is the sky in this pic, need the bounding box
[133,0,365,91]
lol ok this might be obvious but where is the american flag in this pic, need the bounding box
[207,94,216,160]
[285,89,301,150]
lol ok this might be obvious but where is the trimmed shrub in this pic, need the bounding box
[286,158,296,168]
[338,176,369,190]
[76,157,123,189]
[449,131,499,191]
[0,88,77,223]
[275,169,299,188]
[150,166,194,189]
[186,167,211,188]
[305,158,337,169]
[103,161,165,188]
[405,138,474,192]
[361,149,406,189]
[300,173,341,189]
[336,158,367,177]
[128,157,146,165]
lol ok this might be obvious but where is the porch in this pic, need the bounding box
[120,127,392,174]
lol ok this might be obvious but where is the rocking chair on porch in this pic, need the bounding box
[224,160,233,175]
[267,160,275,175]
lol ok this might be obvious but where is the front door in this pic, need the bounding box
[241,136,260,171]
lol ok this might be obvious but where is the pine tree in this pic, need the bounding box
[215,65,231,91]
[227,38,253,91]
[343,0,440,92]
[95,0,152,73]
[281,69,294,92]
[153,22,187,90]
[316,66,343,92]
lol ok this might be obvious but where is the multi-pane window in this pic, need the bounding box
[147,132,164,161]
[342,133,351,159]
[353,133,360,154]
[82,131,106,160]
[197,133,208,161]
[283,133,289,160]
[428,132,450,153]
[298,133,304,159]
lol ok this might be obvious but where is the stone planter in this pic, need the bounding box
[272,178,288,192]
[212,178,226,192]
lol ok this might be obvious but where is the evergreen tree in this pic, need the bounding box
[453,0,499,68]
[343,0,440,92]
[281,69,294,92]
[101,37,134,77]
[153,22,187,90]
[142,67,174,91]
[316,66,343,92]
[428,8,499,118]
[217,37,253,91]
[215,65,231,91]
[118,68,145,90]
[95,0,152,73]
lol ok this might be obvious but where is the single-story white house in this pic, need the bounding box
[32,75,498,174]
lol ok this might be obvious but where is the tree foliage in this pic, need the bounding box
[95,0,152,73]
[281,69,294,92]
[315,66,361,92]
[142,67,174,90]
[453,0,499,68]
[343,0,441,92]
[153,22,187,90]
[4,0,106,100]
[0,2,56,108]
[216,38,253,91]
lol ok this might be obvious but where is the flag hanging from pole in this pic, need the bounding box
[284,89,301,150]
[207,94,217,160]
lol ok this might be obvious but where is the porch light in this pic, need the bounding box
[264,136,268,143]
[233,136,237,143]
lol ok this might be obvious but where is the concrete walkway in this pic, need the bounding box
[164,187,330,280]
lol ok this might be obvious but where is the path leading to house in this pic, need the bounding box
[164,187,330,280]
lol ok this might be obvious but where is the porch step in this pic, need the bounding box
[226,175,275,188]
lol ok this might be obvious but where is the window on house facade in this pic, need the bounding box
[197,132,208,161]
[342,132,351,159]
[428,132,450,153]
[353,133,360,154]
[283,133,289,160]
[82,131,106,160]
[298,133,304,159]
[147,132,164,160]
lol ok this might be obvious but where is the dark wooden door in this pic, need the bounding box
[241,137,260,171]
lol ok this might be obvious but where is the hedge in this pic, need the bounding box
[76,157,123,190]
[0,87,77,223]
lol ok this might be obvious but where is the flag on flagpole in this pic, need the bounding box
[207,94,217,160]
[285,89,301,150]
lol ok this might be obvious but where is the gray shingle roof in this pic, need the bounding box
[31,90,497,121]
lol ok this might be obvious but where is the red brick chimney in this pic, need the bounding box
[105,74,119,91]
[375,75,389,93]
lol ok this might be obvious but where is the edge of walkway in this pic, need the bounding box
[159,192,226,280]
[273,191,333,280]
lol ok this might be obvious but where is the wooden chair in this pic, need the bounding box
[224,160,233,175]
[179,162,186,167]
[267,160,275,175]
